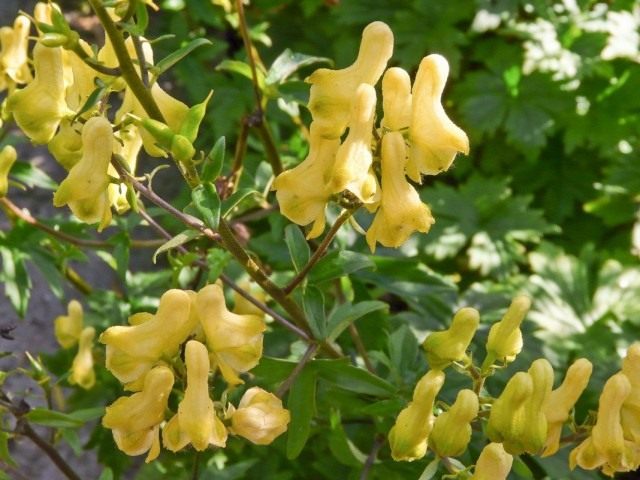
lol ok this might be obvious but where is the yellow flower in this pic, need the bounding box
[406,54,469,182]
[272,122,339,239]
[365,131,433,251]
[53,116,113,231]
[422,306,479,370]
[0,15,32,89]
[429,389,478,457]
[470,442,513,480]
[232,283,268,319]
[542,358,593,457]
[100,289,197,384]
[621,343,640,443]
[103,365,174,462]
[388,369,445,462]
[108,125,143,213]
[6,42,71,144]
[0,145,17,197]
[68,326,95,390]
[381,67,412,132]
[229,387,290,445]
[163,340,228,451]
[48,119,83,170]
[54,299,83,349]
[484,295,530,368]
[64,40,98,112]
[195,284,266,386]
[329,84,379,206]
[306,21,393,139]
[487,371,531,451]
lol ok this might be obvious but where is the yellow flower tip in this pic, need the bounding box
[232,283,267,318]
[381,67,412,131]
[365,131,434,252]
[470,442,513,480]
[407,54,469,182]
[0,145,17,197]
[388,369,445,462]
[423,307,479,370]
[54,299,84,349]
[230,387,290,445]
[68,326,95,389]
[622,343,640,443]
[429,389,479,457]
[542,358,593,457]
[485,295,531,364]
[306,21,393,138]
[195,284,266,386]
[0,15,32,86]
[162,340,228,452]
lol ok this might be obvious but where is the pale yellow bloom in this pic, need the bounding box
[365,131,433,251]
[621,343,640,443]
[487,371,532,451]
[53,116,113,231]
[48,119,83,170]
[429,389,478,457]
[103,365,174,462]
[381,67,412,132]
[65,40,98,112]
[34,2,53,25]
[388,370,445,461]
[108,125,143,213]
[163,340,228,451]
[229,387,290,445]
[6,42,71,144]
[406,54,469,182]
[485,295,530,366]
[306,21,393,139]
[195,284,266,386]
[100,289,197,384]
[68,326,95,389]
[54,299,83,349]
[470,442,513,480]
[232,283,267,319]
[542,358,593,457]
[0,16,32,89]
[272,122,339,239]
[329,83,379,206]
[422,307,479,370]
[0,145,17,197]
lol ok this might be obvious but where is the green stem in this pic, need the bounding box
[69,43,121,76]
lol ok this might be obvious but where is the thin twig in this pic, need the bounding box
[69,43,121,76]
[284,210,353,295]
[348,324,376,374]
[227,119,250,194]
[276,342,319,398]
[235,0,263,113]
[191,451,200,480]
[359,435,385,480]
[131,35,150,87]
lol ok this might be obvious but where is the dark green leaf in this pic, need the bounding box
[221,188,260,218]
[201,136,225,182]
[26,408,84,428]
[284,225,310,273]
[265,48,331,85]
[313,359,395,397]
[10,161,57,190]
[152,230,201,263]
[192,183,221,230]
[325,301,387,342]
[309,250,374,284]
[286,368,316,459]
[302,285,325,339]
[152,38,212,78]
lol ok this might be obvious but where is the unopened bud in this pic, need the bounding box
[484,295,531,369]
[54,300,83,349]
[230,387,290,445]
[470,442,513,480]
[423,307,479,370]
[429,389,478,457]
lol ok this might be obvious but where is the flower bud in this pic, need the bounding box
[0,145,17,197]
[0,16,32,88]
[407,54,469,182]
[68,326,95,389]
[230,387,290,445]
[54,299,83,349]
[423,307,479,370]
[381,67,412,131]
[621,343,640,443]
[429,389,478,457]
[470,442,513,480]
[103,365,174,462]
[163,340,228,451]
[484,295,530,368]
[195,284,266,385]
[542,358,592,457]
[307,21,393,139]
[388,370,445,461]
[365,131,434,252]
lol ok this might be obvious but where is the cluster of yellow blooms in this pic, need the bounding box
[98,284,289,462]
[273,21,469,251]
[54,300,96,389]
[0,2,207,228]
[388,296,640,478]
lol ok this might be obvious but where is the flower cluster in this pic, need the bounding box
[100,284,289,462]
[272,21,469,251]
[389,296,640,478]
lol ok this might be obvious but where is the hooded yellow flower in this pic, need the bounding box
[406,54,469,182]
[108,124,143,213]
[54,299,83,349]
[272,122,339,239]
[48,119,83,170]
[470,443,513,480]
[68,326,95,390]
[229,387,290,445]
[0,145,17,197]
[195,284,266,386]
[0,15,32,89]
[53,116,113,231]
[365,131,433,251]
[484,295,530,368]
[306,21,393,139]
[163,340,228,451]
[429,389,479,457]
[103,365,174,463]
[621,343,640,443]
[422,307,479,370]
[381,67,412,132]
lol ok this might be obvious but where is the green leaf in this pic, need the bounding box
[285,225,310,273]
[265,48,331,85]
[312,359,395,397]
[217,60,265,89]
[201,136,225,182]
[68,407,105,422]
[327,416,367,467]
[192,183,221,230]
[309,250,374,284]
[152,229,201,263]
[286,368,317,459]
[73,82,108,121]
[221,188,260,218]
[325,301,387,342]
[10,161,57,190]
[0,247,31,317]
[0,431,15,467]
[206,248,231,282]
[152,38,212,78]
[26,408,84,428]
[418,459,440,480]
[302,285,325,339]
